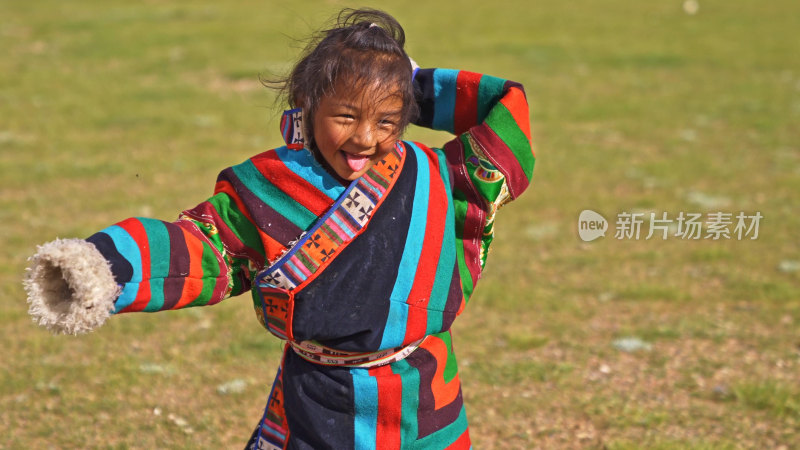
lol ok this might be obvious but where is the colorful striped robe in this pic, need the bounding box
[86,68,535,449]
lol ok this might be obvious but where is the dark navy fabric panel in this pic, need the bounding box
[413,68,436,128]
[283,350,356,449]
[162,224,188,310]
[291,144,419,352]
[86,232,133,284]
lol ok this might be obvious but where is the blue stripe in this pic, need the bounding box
[432,69,459,134]
[357,179,381,203]
[380,143,430,348]
[427,149,457,333]
[279,266,301,286]
[231,160,316,229]
[331,210,358,237]
[284,259,307,283]
[99,225,142,312]
[276,145,345,200]
[352,370,378,450]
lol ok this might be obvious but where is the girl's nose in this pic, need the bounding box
[351,121,377,148]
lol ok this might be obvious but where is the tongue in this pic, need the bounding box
[344,153,369,172]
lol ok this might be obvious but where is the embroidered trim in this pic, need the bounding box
[280,108,305,150]
[255,142,404,292]
[290,337,425,368]
[253,142,405,341]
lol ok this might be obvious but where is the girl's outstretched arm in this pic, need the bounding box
[24,158,301,334]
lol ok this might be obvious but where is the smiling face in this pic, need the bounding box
[310,83,404,182]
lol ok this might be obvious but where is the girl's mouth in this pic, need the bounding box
[342,151,369,172]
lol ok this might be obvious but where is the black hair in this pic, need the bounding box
[267,8,418,150]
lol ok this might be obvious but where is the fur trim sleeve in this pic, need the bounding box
[24,238,120,335]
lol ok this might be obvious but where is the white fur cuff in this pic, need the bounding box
[24,238,120,335]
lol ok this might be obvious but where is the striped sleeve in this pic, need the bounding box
[83,148,340,315]
[413,68,535,301]
[85,193,264,314]
[413,68,534,201]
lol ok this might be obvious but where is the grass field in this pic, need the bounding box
[2,0,799,448]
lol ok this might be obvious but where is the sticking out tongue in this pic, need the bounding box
[344,152,369,172]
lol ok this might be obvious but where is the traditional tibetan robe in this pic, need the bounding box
[84,68,535,449]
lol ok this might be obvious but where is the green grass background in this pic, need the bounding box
[1,0,798,448]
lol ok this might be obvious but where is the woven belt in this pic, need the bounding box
[289,337,425,368]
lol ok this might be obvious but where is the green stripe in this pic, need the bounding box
[477,74,507,124]
[142,219,170,312]
[295,249,316,271]
[394,360,420,447]
[320,223,344,245]
[206,192,265,260]
[365,167,390,190]
[187,241,220,307]
[451,192,475,302]
[485,102,535,181]
[439,331,458,383]
[232,160,317,229]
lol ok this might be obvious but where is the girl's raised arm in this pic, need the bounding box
[410,67,535,297]
[412,67,535,203]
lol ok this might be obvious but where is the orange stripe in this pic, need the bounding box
[499,86,532,143]
[173,225,205,309]
[423,336,461,409]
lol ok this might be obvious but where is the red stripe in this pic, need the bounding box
[445,428,471,449]
[470,123,528,200]
[251,151,333,216]
[461,201,484,289]
[118,218,151,313]
[403,147,448,344]
[209,181,285,263]
[181,220,230,305]
[453,71,481,135]
[373,365,401,449]
[443,139,485,289]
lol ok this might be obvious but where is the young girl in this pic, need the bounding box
[24,8,535,449]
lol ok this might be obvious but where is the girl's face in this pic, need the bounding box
[311,83,404,182]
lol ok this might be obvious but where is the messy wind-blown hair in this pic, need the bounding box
[267,8,418,150]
